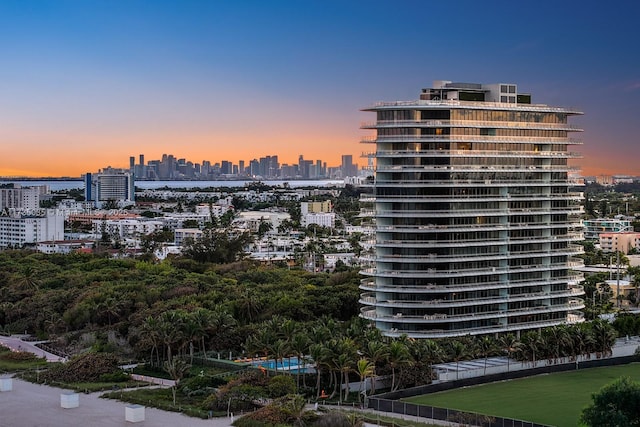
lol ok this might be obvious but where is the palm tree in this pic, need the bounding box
[627,266,640,306]
[448,341,468,380]
[309,343,329,399]
[12,266,40,293]
[571,325,594,362]
[157,311,184,362]
[290,332,310,389]
[387,340,412,391]
[270,339,290,374]
[235,289,263,324]
[207,307,237,351]
[97,296,123,328]
[477,336,496,375]
[519,331,543,367]
[498,333,520,372]
[362,340,389,395]
[191,308,211,359]
[245,327,277,359]
[308,325,332,346]
[336,352,356,403]
[141,316,161,367]
[591,319,617,358]
[183,312,206,364]
[356,358,375,404]
[543,326,572,363]
[332,337,357,402]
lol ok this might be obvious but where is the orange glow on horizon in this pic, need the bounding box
[0,131,363,178]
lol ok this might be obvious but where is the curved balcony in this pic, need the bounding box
[374,236,584,249]
[364,99,583,114]
[362,260,580,279]
[360,291,583,309]
[360,302,583,325]
[364,314,585,339]
[373,222,580,234]
[373,149,582,159]
[360,135,582,145]
[375,165,580,173]
[360,119,582,132]
[359,277,584,293]
[361,266,507,279]
[376,238,507,248]
[375,253,509,264]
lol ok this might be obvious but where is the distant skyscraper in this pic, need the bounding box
[137,154,146,179]
[221,160,232,175]
[360,81,585,338]
[341,154,357,177]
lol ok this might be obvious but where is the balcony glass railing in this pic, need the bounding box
[360,135,582,145]
[360,302,584,324]
[372,149,582,159]
[360,119,582,131]
[364,99,582,115]
[359,276,585,291]
[368,314,585,339]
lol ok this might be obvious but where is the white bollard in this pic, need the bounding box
[60,392,79,408]
[125,404,145,422]
[0,378,13,392]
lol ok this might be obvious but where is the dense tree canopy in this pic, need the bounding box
[581,376,640,427]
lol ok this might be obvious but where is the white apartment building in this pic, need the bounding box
[301,212,335,228]
[0,185,49,210]
[0,210,64,248]
[194,203,231,219]
[174,228,204,246]
[360,81,585,338]
[237,211,290,232]
[93,218,164,239]
[162,213,211,231]
[37,240,93,254]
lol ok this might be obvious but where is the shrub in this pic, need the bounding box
[0,351,42,361]
[267,375,296,398]
[41,352,120,383]
[98,371,131,382]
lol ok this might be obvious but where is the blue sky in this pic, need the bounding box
[0,0,638,176]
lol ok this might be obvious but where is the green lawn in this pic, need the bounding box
[131,363,229,379]
[404,363,640,427]
[102,387,217,419]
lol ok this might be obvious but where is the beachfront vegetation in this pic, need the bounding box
[0,248,635,425]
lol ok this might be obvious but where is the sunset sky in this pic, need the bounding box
[0,1,638,177]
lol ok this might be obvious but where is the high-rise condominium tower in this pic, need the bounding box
[359,81,585,338]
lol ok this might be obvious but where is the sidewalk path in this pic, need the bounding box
[0,335,65,362]
[0,378,238,427]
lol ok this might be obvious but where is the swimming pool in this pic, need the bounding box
[251,357,315,373]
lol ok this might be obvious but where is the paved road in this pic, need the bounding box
[0,335,65,362]
[0,378,237,427]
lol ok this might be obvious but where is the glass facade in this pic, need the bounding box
[359,82,585,338]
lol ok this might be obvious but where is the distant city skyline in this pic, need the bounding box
[1,1,639,177]
[94,151,359,180]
